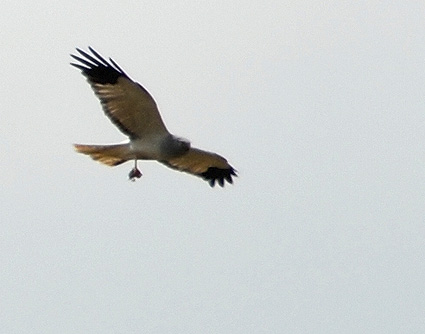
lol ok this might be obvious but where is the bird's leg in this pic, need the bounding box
[128,159,142,181]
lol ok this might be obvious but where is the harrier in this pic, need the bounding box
[71,47,236,187]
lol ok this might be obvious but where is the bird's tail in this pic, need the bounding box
[74,143,132,166]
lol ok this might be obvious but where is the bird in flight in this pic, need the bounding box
[71,47,236,187]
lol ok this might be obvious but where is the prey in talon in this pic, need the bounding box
[128,160,142,181]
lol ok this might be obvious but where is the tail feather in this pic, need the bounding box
[74,143,131,166]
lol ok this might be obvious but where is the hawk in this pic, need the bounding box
[71,47,236,187]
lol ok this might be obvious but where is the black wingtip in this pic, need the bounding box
[202,166,237,187]
[70,47,128,84]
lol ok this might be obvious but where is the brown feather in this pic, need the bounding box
[71,48,169,139]
[74,144,131,166]
[161,148,236,187]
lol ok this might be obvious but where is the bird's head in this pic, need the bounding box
[174,136,191,153]
[161,135,191,157]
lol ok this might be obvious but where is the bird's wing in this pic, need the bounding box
[71,47,169,139]
[160,148,236,187]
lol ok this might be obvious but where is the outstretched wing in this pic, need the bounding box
[71,47,169,139]
[161,148,237,187]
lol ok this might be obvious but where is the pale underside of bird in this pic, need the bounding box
[71,47,236,187]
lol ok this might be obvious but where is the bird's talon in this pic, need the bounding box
[129,167,142,181]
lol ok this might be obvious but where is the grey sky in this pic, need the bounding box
[1,1,424,333]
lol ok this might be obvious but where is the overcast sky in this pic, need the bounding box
[1,1,425,333]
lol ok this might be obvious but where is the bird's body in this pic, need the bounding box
[71,47,236,187]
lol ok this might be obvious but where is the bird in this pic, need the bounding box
[71,47,236,187]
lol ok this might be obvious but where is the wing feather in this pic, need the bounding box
[71,47,169,139]
[161,148,236,187]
